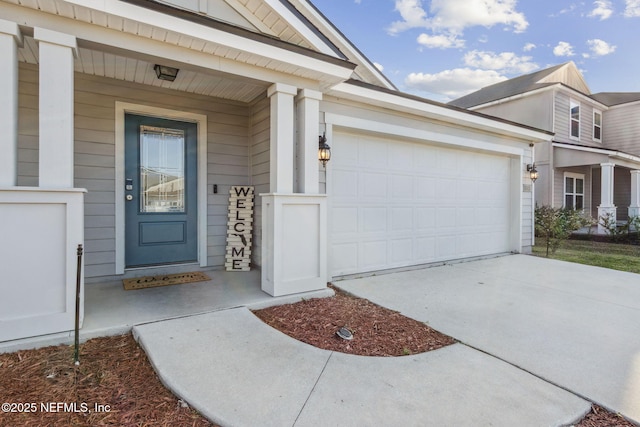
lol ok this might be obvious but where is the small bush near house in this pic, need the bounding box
[535,206,591,257]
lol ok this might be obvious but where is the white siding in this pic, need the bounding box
[17,63,251,279]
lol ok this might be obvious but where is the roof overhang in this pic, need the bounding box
[553,142,640,169]
[8,0,356,89]
[329,81,553,143]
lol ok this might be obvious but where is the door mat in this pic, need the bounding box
[123,272,210,290]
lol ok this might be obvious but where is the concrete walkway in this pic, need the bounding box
[337,254,640,424]
[135,306,589,426]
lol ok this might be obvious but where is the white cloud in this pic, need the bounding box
[625,0,640,16]
[523,43,536,51]
[373,62,384,72]
[405,68,507,100]
[388,0,430,34]
[587,38,617,56]
[417,33,465,49]
[588,0,613,19]
[553,41,575,57]
[387,0,528,35]
[463,50,538,73]
[428,0,528,33]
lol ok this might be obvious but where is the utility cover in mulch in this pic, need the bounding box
[0,334,215,427]
[253,286,456,357]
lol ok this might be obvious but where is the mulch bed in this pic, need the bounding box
[253,286,455,357]
[0,289,633,426]
[574,405,636,427]
[0,334,214,427]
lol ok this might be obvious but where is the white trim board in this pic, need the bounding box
[115,102,208,274]
[324,112,525,157]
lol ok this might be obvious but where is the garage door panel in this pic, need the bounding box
[391,174,414,199]
[391,207,413,231]
[331,243,358,272]
[333,170,358,199]
[359,172,388,199]
[360,240,387,269]
[362,207,387,233]
[330,132,512,277]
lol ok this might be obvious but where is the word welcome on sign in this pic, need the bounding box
[225,186,254,271]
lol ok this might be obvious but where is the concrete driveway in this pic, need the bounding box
[337,254,640,424]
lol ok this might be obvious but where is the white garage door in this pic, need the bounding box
[330,131,512,277]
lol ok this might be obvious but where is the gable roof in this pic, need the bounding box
[448,62,590,109]
[137,0,395,89]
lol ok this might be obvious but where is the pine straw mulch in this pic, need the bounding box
[0,334,215,427]
[253,286,456,357]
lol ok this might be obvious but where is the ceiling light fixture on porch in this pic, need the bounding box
[319,133,331,167]
[527,163,539,182]
[154,64,179,82]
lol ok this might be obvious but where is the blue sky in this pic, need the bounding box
[311,0,640,103]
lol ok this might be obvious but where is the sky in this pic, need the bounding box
[310,0,640,103]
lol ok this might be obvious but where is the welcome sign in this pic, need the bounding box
[225,186,255,271]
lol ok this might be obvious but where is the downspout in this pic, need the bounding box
[531,143,535,247]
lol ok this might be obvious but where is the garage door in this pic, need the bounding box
[330,131,512,277]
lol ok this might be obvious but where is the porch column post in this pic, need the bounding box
[296,89,322,194]
[0,20,23,187]
[629,170,640,219]
[34,28,77,188]
[267,83,296,193]
[598,162,617,233]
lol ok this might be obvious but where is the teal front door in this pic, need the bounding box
[125,114,198,267]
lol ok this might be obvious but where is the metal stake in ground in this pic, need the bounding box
[74,244,83,365]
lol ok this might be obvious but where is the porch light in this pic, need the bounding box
[319,133,331,167]
[527,163,539,182]
[154,64,179,82]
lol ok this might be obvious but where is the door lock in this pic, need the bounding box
[126,194,133,201]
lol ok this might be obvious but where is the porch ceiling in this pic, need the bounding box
[18,35,270,103]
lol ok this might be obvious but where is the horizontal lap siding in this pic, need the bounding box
[18,63,251,279]
[604,104,640,156]
[249,96,269,267]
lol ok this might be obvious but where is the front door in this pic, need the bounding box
[125,114,198,268]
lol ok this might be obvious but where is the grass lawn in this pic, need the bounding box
[532,239,640,274]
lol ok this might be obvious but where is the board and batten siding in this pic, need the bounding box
[17,63,252,280]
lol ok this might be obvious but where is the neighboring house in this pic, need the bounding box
[450,61,640,232]
[0,0,551,343]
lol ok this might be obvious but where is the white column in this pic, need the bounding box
[0,20,23,187]
[296,89,322,194]
[629,170,640,218]
[34,28,77,188]
[267,83,296,193]
[598,162,616,233]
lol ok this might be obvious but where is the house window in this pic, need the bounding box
[593,110,602,141]
[570,99,580,139]
[564,173,585,210]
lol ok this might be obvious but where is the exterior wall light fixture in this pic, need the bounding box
[319,132,331,167]
[154,64,179,82]
[527,163,539,182]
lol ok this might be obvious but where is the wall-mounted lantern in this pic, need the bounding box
[319,133,331,167]
[154,64,179,82]
[527,163,538,182]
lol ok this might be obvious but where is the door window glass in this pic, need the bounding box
[139,125,185,213]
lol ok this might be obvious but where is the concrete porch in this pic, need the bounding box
[0,269,332,354]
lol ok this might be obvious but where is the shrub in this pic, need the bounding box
[535,206,591,256]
